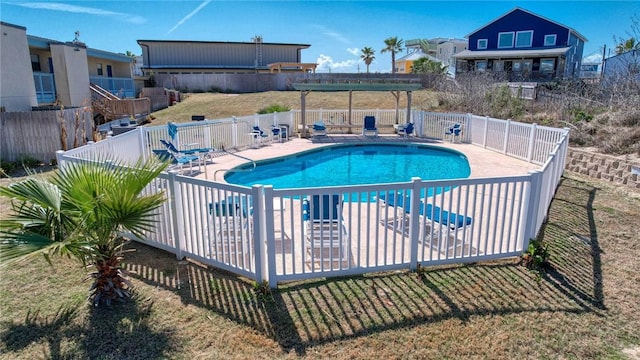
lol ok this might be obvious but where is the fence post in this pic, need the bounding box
[465,113,472,143]
[250,185,269,286]
[483,116,489,148]
[409,177,422,270]
[503,119,511,154]
[262,185,277,288]
[55,150,65,169]
[168,170,185,260]
[522,170,543,248]
[232,116,238,149]
[527,123,537,163]
[138,128,147,161]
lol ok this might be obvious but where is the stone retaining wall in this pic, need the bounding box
[566,148,640,189]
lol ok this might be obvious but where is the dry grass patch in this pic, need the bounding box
[147,90,440,127]
[1,173,639,359]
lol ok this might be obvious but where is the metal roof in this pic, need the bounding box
[292,83,422,92]
[137,39,310,48]
[453,47,571,59]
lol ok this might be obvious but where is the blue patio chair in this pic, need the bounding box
[302,194,349,266]
[252,126,270,145]
[312,121,327,137]
[271,125,289,142]
[444,123,462,143]
[397,122,414,139]
[362,115,378,137]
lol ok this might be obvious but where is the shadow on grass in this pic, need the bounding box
[1,298,178,358]
[121,176,606,356]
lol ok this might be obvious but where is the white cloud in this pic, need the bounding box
[11,2,146,24]
[167,0,212,34]
[310,24,350,44]
[346,48,359,56]
[316,54,359,73]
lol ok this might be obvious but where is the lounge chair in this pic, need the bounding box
[377,192,478,257]
[396,122,414,139]
[160,139,215,166]
[303,194,349,267]
[208,195,252,265]
[157,140,201,175]
[444,123,462,143]
[312,121,327,137]
[362,115,378,137]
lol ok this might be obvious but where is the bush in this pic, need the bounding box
[257,104,291,114]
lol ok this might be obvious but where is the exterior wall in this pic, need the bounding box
[86,57,131,78]
[468,9,570,51]
[564,32,584,78]
[0,23,38,111]
[566,148,640,190]
[602,50,640,84]
[436,40,467,66]
[50,44,91,107]
[139,41,308,72]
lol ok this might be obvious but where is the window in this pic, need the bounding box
[453,46,457,53]
[544,34,557,46]
[540,58,555,73]
[476,61,487,72]
[31,54,41,71]
[515,31,533,48]
[498,32,514,48]
[494,60,504,72]
[477,39,488,49]
[513,61,522,72]
[97,63,103,76]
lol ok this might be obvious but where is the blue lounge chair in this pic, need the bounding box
[362,115,378,137]
[157,140,201,175]
[377,192,477,256]
[303,194,349,266]
[444,123,462,143]
[312,121,327,137]
[397,122,414,139]
[207,195,252,265]
[160,139,215,166]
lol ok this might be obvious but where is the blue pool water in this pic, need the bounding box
[224,143,471,189]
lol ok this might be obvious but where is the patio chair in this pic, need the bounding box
[303,194,350,267]
[396,122,414,139]
[312,121,327,137]
[377,192,478,257]
[252,126,270,145]
[362,115,378,137]
[271,125,289,142]
[444,123,462,143]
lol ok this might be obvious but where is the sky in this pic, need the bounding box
[1,0,638,73]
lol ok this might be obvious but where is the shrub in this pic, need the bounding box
[521,239,550,271]
[257,104,291,114]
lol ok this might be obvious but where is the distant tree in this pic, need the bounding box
[360,47,376,73]
[411,57,447,75]
[615,37,640,54]
[125,50,136,58]
[381,37,404,74]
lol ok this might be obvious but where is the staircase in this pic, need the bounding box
[90,83,150,124]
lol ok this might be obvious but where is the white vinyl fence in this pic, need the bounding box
[58,110,569,287]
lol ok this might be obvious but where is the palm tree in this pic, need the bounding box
[411,57,447,75]
[0,159,168,306]
[360,47,376,73]
[381,36,404,74]
[615,37,639,54]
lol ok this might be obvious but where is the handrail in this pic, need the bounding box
[213,146,257,181]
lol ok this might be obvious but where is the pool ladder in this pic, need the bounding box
[213,145,256,181]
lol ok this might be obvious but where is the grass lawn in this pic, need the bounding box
[1,171,639,359]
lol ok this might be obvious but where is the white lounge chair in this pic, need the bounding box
[303,194,350,268]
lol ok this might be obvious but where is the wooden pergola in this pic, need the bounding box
[291,82,422,137]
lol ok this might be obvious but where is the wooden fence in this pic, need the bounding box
[0,108,94,163]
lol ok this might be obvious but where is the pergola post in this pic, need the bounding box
[406,91,412,124]
[300,90,307,138]
[348,90,353,134]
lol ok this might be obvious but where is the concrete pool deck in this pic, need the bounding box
[194,134,540,182]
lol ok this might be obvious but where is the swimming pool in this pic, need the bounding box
[224,143,471,189]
